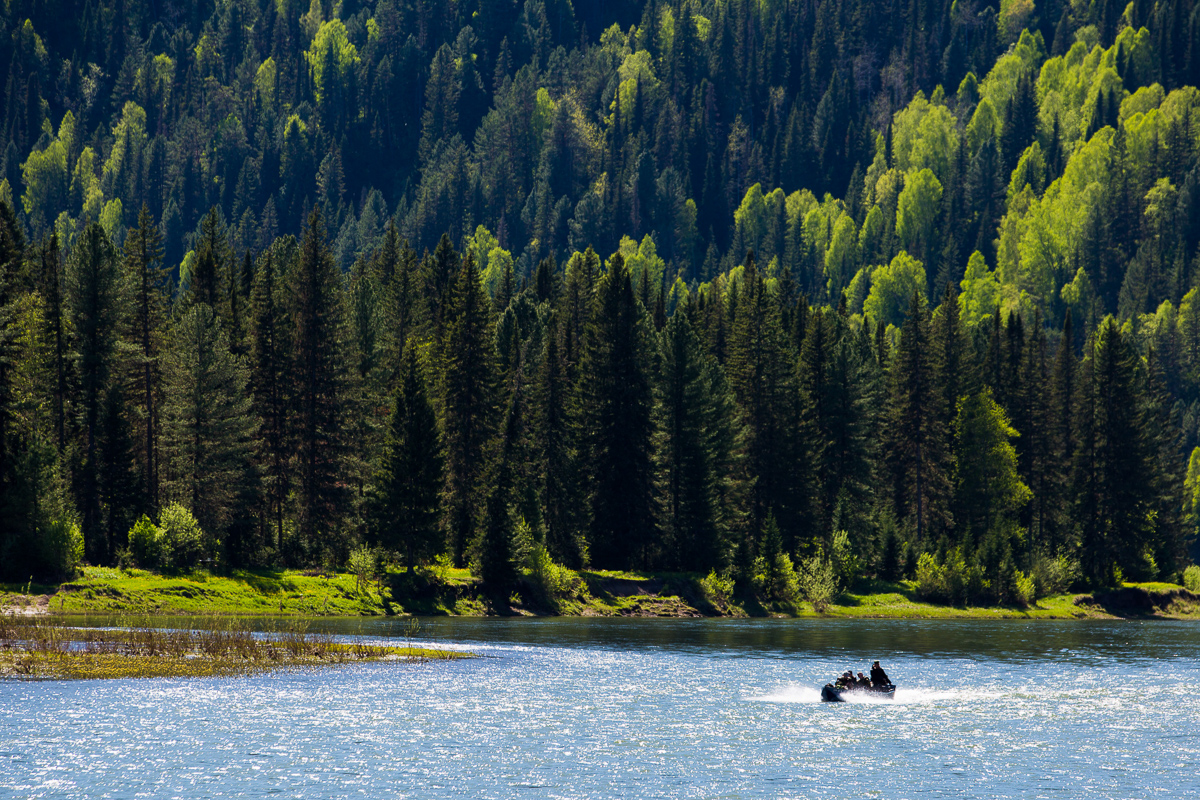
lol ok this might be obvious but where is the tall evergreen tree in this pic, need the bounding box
[66,222,124,564]
[250,246,292,556]
[161,304,255,546]
[440,250,497,565]
[577,252,657,569]
[292,209,348,558]
[372,340,444,572]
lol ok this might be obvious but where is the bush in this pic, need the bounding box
[158,503,217,570]
[797,554,837,611]
[1031,553,1080,598]
[754,552,801,603]
[831,529,861,588]
[699,569,735,607]
[525,540,577,607]
[35,520,83,579]
[347,545,377,594]
[915,552,945,601]
[128,515,164,569]
[1183,565,1200,592]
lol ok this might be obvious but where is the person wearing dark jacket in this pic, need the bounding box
[870,661,891,686]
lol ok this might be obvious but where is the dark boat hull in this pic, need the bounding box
[821,684,896,702]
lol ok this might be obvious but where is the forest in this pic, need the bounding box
[2,0,1200,606]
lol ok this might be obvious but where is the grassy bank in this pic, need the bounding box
[0,614,470,680]
[5,566,1200,620]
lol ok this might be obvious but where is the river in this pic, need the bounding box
[3,617,1199,798]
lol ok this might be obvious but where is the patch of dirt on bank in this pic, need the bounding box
[0,594,50,616]
[1074,587,1200,618]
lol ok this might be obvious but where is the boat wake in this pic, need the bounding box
[749,685,1003,704]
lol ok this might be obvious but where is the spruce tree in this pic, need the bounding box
[161,304,255,543]
[123,204,168,511]
[576,252,657,569]
[440,250,497,566]
[250,247,292,556]
[66,222,124,564]
[373,340,444,572]
[292,209,348,557]
[534,314,581,566]
[886,291,953,549]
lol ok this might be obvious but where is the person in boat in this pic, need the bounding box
[870,661,891,687]
[834,671,853,689]
[857,671,871,688]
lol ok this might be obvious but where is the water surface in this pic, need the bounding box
[3,617,1199,798]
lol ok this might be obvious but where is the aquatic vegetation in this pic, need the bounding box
[0,615,470,680]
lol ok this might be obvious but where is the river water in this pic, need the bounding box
[3,617,1200,798]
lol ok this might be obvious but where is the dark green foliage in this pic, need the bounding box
[440,251,497,566]
[372,341,443,572]
[577,253,657,569]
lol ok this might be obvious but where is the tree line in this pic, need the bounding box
[1,0,1200,601]
[0,198,1193,604]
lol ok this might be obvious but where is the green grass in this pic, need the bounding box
[2,567,391,616]
[3,566,1196,620]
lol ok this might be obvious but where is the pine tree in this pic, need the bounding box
[441,250,497,566]
[534,314,581,566]
[191,207,225,309]
[726,257,803,545]
[123,204,168,511]
[477,389,522,595]
[292,209,348,557]
[250,247,291,556]
[66,222,124,564]
[372,340,444,572]
[576,252,657,569]
[658,308,723,571]
[886,291,953,549]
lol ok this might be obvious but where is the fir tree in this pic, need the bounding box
[441,250,497,566]
[576,252,657,569]
[372,340,444,572]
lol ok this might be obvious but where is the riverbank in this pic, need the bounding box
[4,567,1199,620]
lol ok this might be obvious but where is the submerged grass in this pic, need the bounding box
[0,614,470,680]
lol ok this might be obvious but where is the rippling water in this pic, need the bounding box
[3,618,1200,798]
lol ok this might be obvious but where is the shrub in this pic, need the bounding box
[797,554,837,611]
[831,529,861,588]
[699,569,735,607]
[158,503,217,570]
[525,540,577,608]
[128,515,164,569]
[753,552,801,603]
[1031,553,1080,598]
[35,520,83,579]
[1183,565,1200,593]
[347,545,377,594]
[915,552,945,601]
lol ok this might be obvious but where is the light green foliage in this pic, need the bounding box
[1031,553,1080,597]
[347,545,377,594]
[966,98,999,157]
[699,569,735,607]
[21,112,75,227]
[892,95,959,181]
[858,204,885,263]
[959,251,1002,328]
[101,101,147,204]
[306,20,359,104]
[525,538,578,608]
[998,127,1113,303]
[99,198,123,239]
[1007,142,1046,204]
[734,183,767,255]
[954,389,1032,535]
[864,251,926,328]
[797,551,837,611]
[979,29,1045,130]
[128,515,164,569]
[845,268,870,314]
[255,58,277,111]
[1184,565,1200,593]
[616,50,659,118]
[158,503,218,571]
[998,0,1035,44]
[824,214,858,297]
[36,520,83,579]
[617,234,665,293]
[896,168,942,251]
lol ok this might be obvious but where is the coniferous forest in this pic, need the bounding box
[3,0,1200,606]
